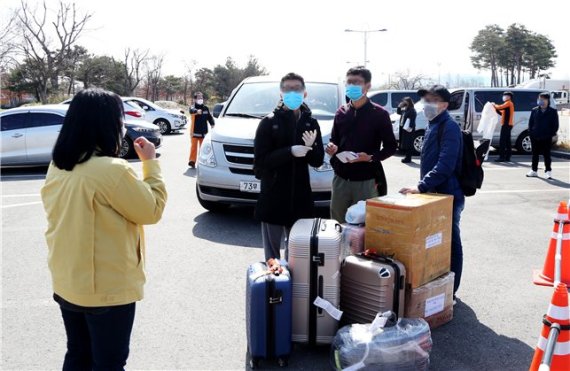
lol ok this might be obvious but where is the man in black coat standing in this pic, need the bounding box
[254,73,324,261]
[526,92,559,179]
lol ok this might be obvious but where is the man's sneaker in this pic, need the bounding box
[526,170,538,178]
[546,171,553,179]
[453,295,457,306]
[188,161,195,168]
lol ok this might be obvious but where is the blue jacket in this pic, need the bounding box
[418,110,464,199]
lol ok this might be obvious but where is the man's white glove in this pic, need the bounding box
[302,130,317,147]
[291,145,312,157]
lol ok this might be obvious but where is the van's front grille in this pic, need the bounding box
[223,144,254,166]
[229,168,255,176]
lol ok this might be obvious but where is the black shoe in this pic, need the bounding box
[188,161,195,168]
[401,158,412,163]
[494,158,505,162]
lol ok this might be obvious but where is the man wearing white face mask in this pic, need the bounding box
[400,85,465,302]
[254,73,324,262]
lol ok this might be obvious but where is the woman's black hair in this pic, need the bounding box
[402,96,415,108]
[52,88,124,171]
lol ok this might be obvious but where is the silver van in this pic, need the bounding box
[195,76,342,212]
[393,88,557,154]
[368,90,421,115]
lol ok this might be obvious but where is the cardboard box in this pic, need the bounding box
[365,193,453,288]
[405,272,455,329]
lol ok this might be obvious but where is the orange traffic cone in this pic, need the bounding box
[529,283,570,371]
[534,202,570,286]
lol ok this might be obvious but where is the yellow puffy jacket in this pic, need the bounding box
[41,157,167,307]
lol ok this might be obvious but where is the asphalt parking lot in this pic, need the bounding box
[2,130,570,370]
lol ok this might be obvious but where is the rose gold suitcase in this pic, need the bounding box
[340,252,406,325]
[288,218,342,345]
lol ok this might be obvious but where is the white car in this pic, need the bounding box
[1,104,162,167]
[122,97,188,135]
[61,98,147,122]
[196,76,342,212]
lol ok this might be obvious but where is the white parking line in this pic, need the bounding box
[0,175,46,180]
[1,194,41,198]
[2,201,42,209]
[480,189,570,194]
[483,166,570,171]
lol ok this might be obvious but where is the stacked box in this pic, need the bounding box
[404,272,455,329]
[365,193,453,288]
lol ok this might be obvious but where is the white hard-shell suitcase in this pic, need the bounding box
[288,218,342,345]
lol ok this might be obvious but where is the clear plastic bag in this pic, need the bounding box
[331,318,432,371]
[345,201,366,225]
[477,102,499,140]
[340,223,366,259]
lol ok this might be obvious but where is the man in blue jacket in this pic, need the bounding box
[400,85,464,300]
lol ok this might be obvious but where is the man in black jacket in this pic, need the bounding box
[188,92,215,168]
[527,92,559,179]
[326,67,397,223]
[254,73,325,261]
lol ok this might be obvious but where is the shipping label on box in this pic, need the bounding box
[405,272,455,329]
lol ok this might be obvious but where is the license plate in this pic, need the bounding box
[240,181,260,193]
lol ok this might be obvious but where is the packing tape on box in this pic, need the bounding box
[313,296,343,321]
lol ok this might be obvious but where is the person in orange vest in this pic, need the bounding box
[188,92,215,168]
[492,91,515,162]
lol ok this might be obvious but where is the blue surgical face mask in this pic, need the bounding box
[423,102,440,121]
[537,99,547,107]
[345,84,364,101]
[282,91,304,110]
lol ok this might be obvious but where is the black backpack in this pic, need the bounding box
[438,122,484,197]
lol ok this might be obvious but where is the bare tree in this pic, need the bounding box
[15,0,92,102]
[144,55,164,101]
[121,48,149,96]
[182,59,197,105]
[390,70,432,90]
[0,11,19,71]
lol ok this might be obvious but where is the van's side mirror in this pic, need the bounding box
[213,103,223,118]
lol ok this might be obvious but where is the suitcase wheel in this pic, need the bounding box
[277,357,288,367]
[249,357,260,369]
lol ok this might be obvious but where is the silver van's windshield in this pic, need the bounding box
[225,82,339,120]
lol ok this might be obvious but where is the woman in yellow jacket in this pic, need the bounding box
[41,89,167,370]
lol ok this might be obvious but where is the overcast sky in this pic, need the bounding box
[3,0,569,86]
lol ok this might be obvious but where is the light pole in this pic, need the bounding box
[345,28,387,67]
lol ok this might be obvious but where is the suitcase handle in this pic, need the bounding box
[360,249,395,263]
